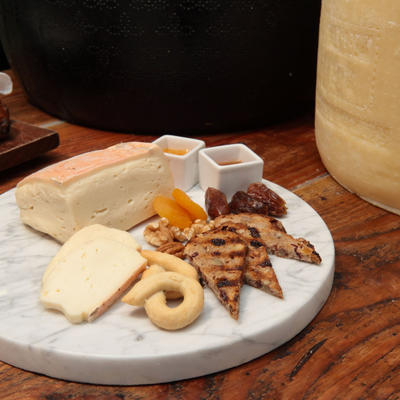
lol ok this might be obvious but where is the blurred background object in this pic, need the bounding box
[0,71,59,173]
[0,42,8,70]
[0,0,321,134]
[315,0,400,215]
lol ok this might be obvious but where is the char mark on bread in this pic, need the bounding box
[183,227,247,320]
[214,213,321,265]
[219,223,283,298]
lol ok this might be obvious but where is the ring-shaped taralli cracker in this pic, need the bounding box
[141,264,165,279]
[122,271,204,330]
[141,250,198,281]
[141,264,182,299]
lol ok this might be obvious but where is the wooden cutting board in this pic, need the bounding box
[0,120,59,172]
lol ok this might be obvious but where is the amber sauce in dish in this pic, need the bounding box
[163,148,189,155]
[218,160,242,166]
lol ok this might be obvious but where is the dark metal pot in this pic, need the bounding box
[0,0,321,134]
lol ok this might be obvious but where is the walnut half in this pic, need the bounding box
[143,217,173,247]
[157,242,185,259]
[183,219,214,241]
[144,217,215,249]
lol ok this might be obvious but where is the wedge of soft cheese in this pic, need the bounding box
[40,224,147,323]
[42,223,141,282]
[15,141,174,242]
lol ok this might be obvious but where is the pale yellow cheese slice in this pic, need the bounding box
[40,225,147,323]
[42,224,141,282]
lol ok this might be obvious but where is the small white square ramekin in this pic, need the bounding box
[153,135,205,191]
[198,143,264,199]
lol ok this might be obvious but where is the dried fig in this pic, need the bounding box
[229,191,268,214]
[247,182,287,217]
[205,187,230,219]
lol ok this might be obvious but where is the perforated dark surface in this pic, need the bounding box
[0,0,320,133]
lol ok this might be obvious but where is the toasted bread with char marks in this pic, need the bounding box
[218,223,283,298]
[215,213,321,265]
[183,227,247,319]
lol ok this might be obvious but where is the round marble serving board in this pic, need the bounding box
[0,181,335,385]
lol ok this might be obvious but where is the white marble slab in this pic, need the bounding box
[0,181,335,385]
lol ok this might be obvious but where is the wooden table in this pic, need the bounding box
[1,70,399,400]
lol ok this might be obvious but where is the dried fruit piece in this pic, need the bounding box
[229,191,268,215]
[172,188,207,221]
[247,182,287,217]
[153,196,192,229]
[205,187,230,219]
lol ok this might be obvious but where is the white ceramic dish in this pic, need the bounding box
[153,135,205,191]
[0,181,335,385]
[198,143,264,199]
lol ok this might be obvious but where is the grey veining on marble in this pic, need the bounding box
[0,181,335,385]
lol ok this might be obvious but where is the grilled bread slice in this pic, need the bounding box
[218,223,283,298]
[214,213,321,265]
[183,227,247,319]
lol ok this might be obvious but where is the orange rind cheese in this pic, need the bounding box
[15,142,174,242]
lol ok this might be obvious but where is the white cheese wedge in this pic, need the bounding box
[315,0,400,214]
[40,224,147,323]
[15,142,174,242]
[42,223,141,281]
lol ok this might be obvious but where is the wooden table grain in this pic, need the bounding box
[1,70,399,400]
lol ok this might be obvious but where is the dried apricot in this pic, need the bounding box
[153,196,192,229]
[172,188,207,221]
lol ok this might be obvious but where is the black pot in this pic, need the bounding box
[0,0,320,134]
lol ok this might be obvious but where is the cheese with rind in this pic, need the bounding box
[315,0,400,214]
[15,142,174,242]
[40,224,147,323]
